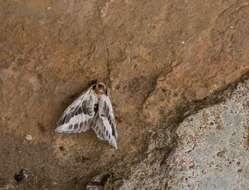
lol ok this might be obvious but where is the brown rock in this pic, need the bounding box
[144,3,249,125]
[0,0,249,189]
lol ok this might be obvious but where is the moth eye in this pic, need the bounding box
[98,84,104,88]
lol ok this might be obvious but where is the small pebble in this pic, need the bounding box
[25,135,32,141]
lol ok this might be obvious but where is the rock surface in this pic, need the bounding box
[167,80,249,190]
[0,0,249,189]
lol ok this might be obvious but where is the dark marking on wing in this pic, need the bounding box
[81,101,89,115]
[102,101,116,137]
[74,124,78,130]
[94,104,98,114]
[57,98,95,126]
[75,107,83,115]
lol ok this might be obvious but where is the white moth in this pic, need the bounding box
[55,81,118,149]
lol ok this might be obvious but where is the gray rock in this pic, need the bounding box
[167,81,249,190]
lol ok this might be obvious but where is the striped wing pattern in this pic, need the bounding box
[92,95,118,149]
[55,87,118,149]
[55,88,97,133]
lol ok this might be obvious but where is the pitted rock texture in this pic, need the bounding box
[166,80,249,190]
[0,0,249,190]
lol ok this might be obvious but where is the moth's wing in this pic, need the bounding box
[92,117,118,149]
[92,94,118,149]
[55,88,97,133]
[100,94,118,139]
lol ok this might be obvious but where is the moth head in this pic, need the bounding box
[92,81,107,95]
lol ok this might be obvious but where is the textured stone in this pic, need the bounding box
[0,0,249,189]
[116,79,249,190]
[167,80,249,190]
[143,2,249,125]
[25,134,33,141]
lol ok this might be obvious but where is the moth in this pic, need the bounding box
[55,81,118,149]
